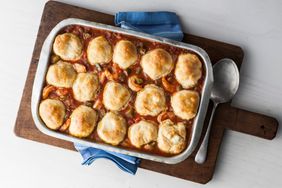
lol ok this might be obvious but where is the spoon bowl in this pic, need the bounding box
[212,58,240,103]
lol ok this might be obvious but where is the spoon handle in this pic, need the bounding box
[195,102,218,164]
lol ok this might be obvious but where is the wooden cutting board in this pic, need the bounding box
[14,1,278,184]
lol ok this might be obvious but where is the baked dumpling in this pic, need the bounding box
[128,120,158,148]
[87,36,112,65]
[171,90,199,120]
[113,40,137,69]
[97,112,127,145]
[53,33,83,61]
[69,105,98,138]
[39,99,65,130]
[46,61,77,88]
[103,81,131,111]
[141,48,173,80]
[72,73,99,102]
[157,119,186,154]
[135,84,166,116]
[175,53,202,88]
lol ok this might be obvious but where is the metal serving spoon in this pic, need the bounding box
[195,58,240,164]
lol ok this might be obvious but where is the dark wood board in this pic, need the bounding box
[14,1,278,184]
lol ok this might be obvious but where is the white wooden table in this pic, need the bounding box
[0,0,281,187]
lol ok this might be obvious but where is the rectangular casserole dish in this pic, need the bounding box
[31,18,213,164]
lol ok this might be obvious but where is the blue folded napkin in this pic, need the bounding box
[74,11,184,175]
[74,143,141,175]
[115,11,184,41]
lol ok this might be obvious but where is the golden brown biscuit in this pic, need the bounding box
[135,84,166,116]
[103,81,131,111]
[39,99,65,130]
[141,48,173,80]
[171,90,200,120]
[72,73,99,102]
[69,105,98,138]
[53,33,83,61]
[157,119,186,154]
[128,120,158,148]
[175,53,202,88]
[97,112,127,145]
[87,36,112,65]
[113,40,137,69]
[46,61,77,88]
